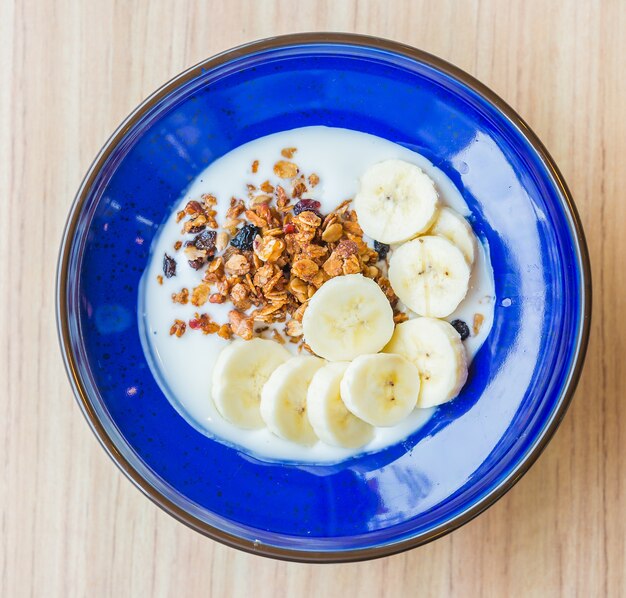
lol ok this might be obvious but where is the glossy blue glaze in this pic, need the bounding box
[60,39,588,557]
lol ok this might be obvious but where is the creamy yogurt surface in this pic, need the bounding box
[139,126,495,463]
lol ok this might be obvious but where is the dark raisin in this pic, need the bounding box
[192,230,216,251]
[293,199,322,217]
[450,319,470,341]
[374,241,390,260]
[188,258,205,270]
[163,254,177,278]
[230,224,260,250]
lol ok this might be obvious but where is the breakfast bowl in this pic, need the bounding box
[57,33,590,562]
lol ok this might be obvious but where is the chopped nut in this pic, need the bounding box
[260,180,275,194]
[226,198,245,219]
[251,159,259,173]
[184,243,208,261]
[229,310,254,340]
[345,234,369,256]
[224,254,251,276]
[185,200,204,215]
[223,218,243,234]
[301,243,328,261]
[473,313,485,335]
[216,279,230,296]
[263,269,285,294]
[285,319,303,338]
[217,324,232,340]
[308,173,319,187]
[274,160,299,178]
[169,319,186,337]
[173,240,182,251]
[292,180,307,198]
[321,222,343,242]
[281,147,297,159]
[183,214,207,233]
[253,264,275,288]
[253,235,285,262]
[275,185,289,209]
[322,254,343,277]
[202,194,217,209]
[215,232,229,252]
[342,254,362,275]
[230,282,252,310]
[171,288,189,304]
[251,194,272,206]
[244,209,267,228]
[334,239,358,258]
[342,220,363,236]
[156,275,163,285]
[191,283,211,307]
[209,293,225,304]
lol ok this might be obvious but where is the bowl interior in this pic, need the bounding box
[60,37,587,559]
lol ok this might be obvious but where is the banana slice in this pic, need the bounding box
[430,207,476,265]
[388,235,470,317]
[354,159,439,244]
[384,317,468,408]
[340,353,420,427]
[212,338,290,429]
[307,362,374,448]
[260,356,325,445]
[302,274,394,361]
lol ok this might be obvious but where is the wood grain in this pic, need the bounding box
[1,0,623,596]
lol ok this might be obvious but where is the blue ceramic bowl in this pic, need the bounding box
[57,34,590,562]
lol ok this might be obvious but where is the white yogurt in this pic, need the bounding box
[139,126,495,464]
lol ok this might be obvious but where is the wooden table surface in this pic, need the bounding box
[2,0,624,596]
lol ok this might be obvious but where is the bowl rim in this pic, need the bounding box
[56,32,591,563]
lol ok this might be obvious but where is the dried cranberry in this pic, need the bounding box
[188,318,202,330]
[293,199,322,217]
[163,254,176,278]
[374,241,390,260]
[283,223,296,234]
[188,258,205,270]
[191,230,216,251]
[450,319,470,341]
[230,224,260,251]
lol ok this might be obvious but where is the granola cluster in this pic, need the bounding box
[163,148,404,344]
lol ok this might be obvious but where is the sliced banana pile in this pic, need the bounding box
[211,159,481,450]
